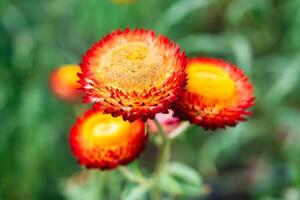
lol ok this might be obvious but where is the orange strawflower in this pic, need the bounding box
[50,64,81,102]
[174,58,255,130]
[69,109,147,169]
[79,28,186,122]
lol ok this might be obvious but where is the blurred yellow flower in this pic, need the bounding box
[49,64,82,103]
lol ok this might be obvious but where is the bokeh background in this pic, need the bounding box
[1,0,300,199]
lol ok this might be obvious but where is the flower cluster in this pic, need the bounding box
[50,28,255,169]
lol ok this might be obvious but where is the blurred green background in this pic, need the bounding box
[1,0,300,199]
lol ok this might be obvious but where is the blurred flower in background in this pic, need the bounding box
[49,64,82,102]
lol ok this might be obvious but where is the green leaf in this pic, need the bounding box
[181,183,202,197]
[225,0,256,26]
[178,34,230,55]
[229,33,253,75]
[123,184,148,200]
[154,0,217,33]
[159,174,182,195]
[168,162,202,188]
[265,54,300,106]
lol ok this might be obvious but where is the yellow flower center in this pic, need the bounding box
[187,63,236,102]
[81,113,133,146]
[93,123,119,136]
[98,42,167,92]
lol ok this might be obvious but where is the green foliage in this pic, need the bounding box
[1,0,300,199]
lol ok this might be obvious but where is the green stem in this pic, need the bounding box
[169,121,190,139]
[153,119,165,137]
[118,120,190,200]
[151,119,172,200]
[90,170,104,200]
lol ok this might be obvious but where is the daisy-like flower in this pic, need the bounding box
[79,28,186,122]
[174,58,255,130]
[50,64,82,102]
[69,109,147,169]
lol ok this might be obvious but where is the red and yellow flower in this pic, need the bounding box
[69,110,147,169]
[174,58,255,130]
[50,64,82,102]
[79,28,186,122]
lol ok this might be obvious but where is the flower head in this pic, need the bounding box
[69,109,147,169]
[174,58,255,130]
[79,28,186,122]
[50,64,81,102]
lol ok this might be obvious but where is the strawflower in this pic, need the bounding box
[69,109,147,169]
[174,58,255,130]
[79,28,186,122]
